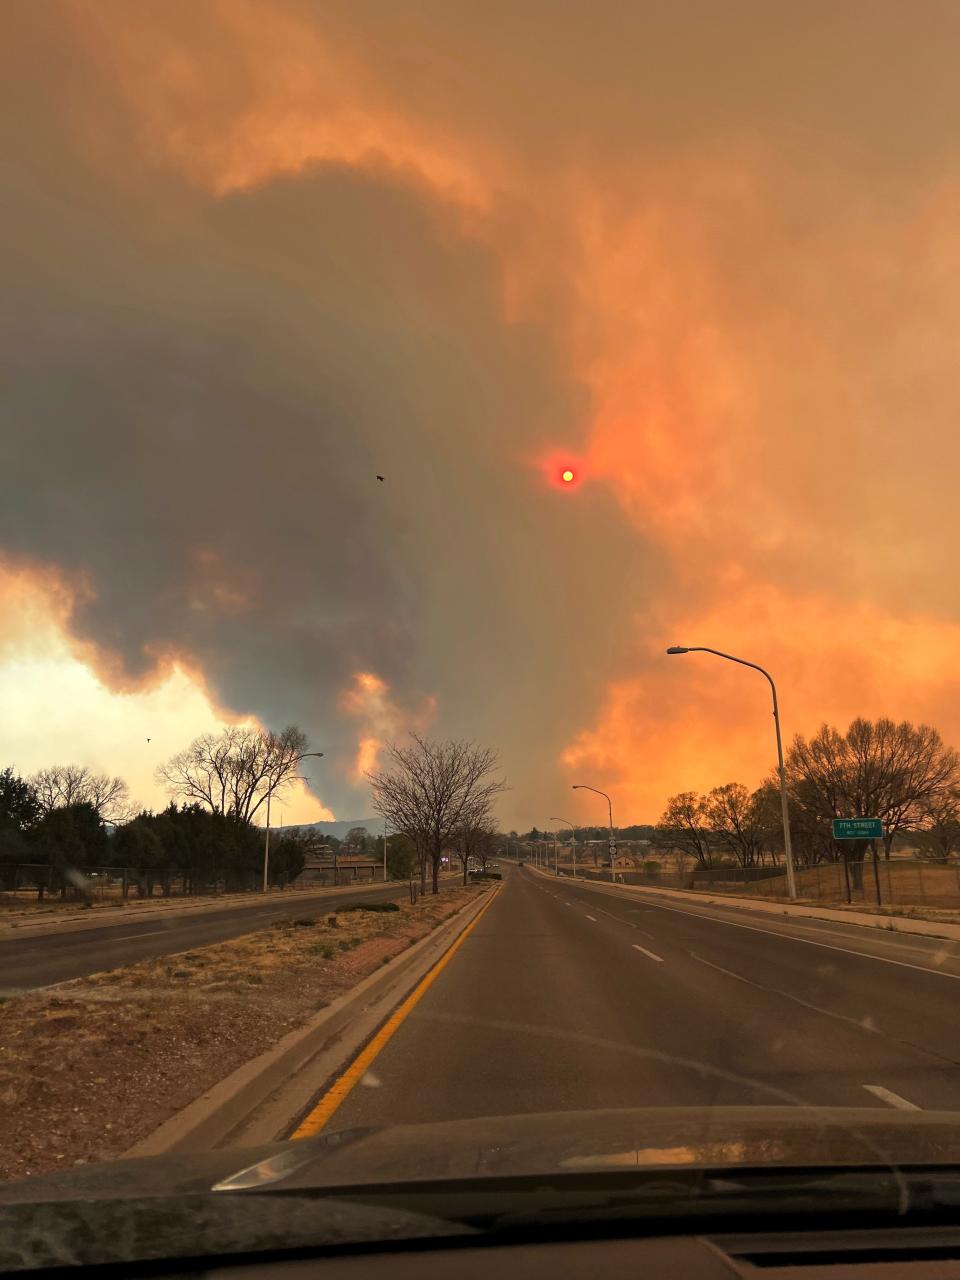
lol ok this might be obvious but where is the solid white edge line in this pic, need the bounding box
[632,943,664,963]
[109,930,168,941]
[567,883,960,983]
[863,1085,921,1111]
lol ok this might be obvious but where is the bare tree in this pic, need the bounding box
[452,819,497,884]
[788,718,960,857]
[368,735,506,894]
[656,791,713,868]
[786,717,960,888]
[915,790,960,863]
[752,778,787,866]
[156,725,309,825]
[703,783,764,868]
[29,764,135,824]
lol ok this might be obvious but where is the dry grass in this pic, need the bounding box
[0,887,306,924]
[707,862,960,914]
[0,884,484,1183]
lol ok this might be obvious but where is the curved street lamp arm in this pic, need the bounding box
[683,647,777,703]
[676,648,785,763]
[668,644,796,899]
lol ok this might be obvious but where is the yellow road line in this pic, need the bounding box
[290,886,502,1139]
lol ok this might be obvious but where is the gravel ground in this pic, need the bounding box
[0,884,484,1182]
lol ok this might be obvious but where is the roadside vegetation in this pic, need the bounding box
[0,882,486,1182]
[368,734,506,894]
[1,727,507,904]
[655,718,960,880]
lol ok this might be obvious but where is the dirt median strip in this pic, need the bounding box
[0,877,460,939]
[0,883,485,1183]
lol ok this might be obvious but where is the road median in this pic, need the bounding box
[0,877,464,940]
[0,882,491,1182]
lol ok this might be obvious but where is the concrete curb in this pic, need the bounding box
[125,884,495,1158]
[526,863,960,943]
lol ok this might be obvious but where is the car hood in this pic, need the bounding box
[7,1108,960,1272]
[6,1105,960,1203]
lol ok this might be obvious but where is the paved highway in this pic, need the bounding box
[318,862,960,1131]
[0,882,416,994]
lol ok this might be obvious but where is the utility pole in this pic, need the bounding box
[262,789,272,893]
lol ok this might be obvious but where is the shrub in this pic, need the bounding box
[335,901,400,914]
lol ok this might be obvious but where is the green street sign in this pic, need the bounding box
[832,817,883,840]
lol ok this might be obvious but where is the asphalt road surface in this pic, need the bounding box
[0,882,417,994]
[322,863,960,1129]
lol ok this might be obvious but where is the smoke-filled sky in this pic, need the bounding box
[4,1,960,828]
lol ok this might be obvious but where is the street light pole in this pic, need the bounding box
[263,788,272,895]
[666,645,797,901]
[550,817,578,878]
[263,750,324,893]
[572,785,616,880]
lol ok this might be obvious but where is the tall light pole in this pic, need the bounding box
[263,751,324,893]
[550,817,578,878]
[666,645,797,901]
[382,817,389,883]
[572,784,616,880]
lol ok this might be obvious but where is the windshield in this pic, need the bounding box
[4,0,960,1271]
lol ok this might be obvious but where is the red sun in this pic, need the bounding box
[561,468,575,483]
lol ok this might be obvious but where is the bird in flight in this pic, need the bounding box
[376,475,384,482]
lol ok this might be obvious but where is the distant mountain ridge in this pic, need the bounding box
[277,818,380,839]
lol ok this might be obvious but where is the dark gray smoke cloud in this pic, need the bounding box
[0,7,654,819]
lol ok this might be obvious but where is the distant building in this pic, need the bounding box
[295,845,384,887]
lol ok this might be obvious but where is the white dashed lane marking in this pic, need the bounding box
[863,1085,920,1110]
[632,943,664,963]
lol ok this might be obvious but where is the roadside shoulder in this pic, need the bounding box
[524,864,960,944]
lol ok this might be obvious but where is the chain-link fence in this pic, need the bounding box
[755,859,960,907]
[554,858,960,907]
[0,865,266,903]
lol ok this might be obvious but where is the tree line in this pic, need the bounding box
[0,725,507,898]
[520,824,658,844]
[0,726,318,896]
[657,717,960,881]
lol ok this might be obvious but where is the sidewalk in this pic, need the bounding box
[528,864,960,944]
